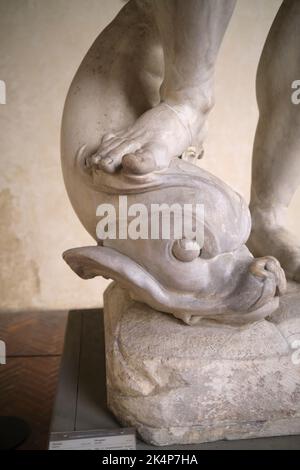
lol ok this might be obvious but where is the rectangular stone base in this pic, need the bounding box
[50,307,300,449]
[104,282,300,447]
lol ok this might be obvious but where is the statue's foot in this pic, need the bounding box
[86,102,203,175]
[248,207,300,282]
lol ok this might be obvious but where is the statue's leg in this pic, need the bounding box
[91,0,236,175]
[248,0,300,281]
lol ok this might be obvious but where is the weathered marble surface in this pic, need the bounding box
[61,0,300,447]
[104,281,300,446]
[64,158,286,326]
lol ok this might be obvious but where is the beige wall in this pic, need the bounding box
[1,0,297,312]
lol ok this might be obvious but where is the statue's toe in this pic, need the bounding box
[122,150,156,175]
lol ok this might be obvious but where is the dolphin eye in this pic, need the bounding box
[172,239,202,262]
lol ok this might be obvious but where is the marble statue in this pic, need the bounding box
[63,157,285,326]
[247,0,300,282]
[61,0,300,445]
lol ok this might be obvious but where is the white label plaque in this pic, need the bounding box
[49,429,136,450]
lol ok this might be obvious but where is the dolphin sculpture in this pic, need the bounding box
[61,5,286,326]
[63,147,285,326]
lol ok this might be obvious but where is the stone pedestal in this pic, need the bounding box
[103,282,300,447]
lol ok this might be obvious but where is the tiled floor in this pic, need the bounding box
[0,311,68,449]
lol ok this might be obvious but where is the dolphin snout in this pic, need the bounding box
[244,255,287,316]
[249,256,287,297]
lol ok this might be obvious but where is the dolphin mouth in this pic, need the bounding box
[177,297,280,326]
[176,292,280,326]
[244,296,279,321]
[243,259,285,317]
[221,255,286,325]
